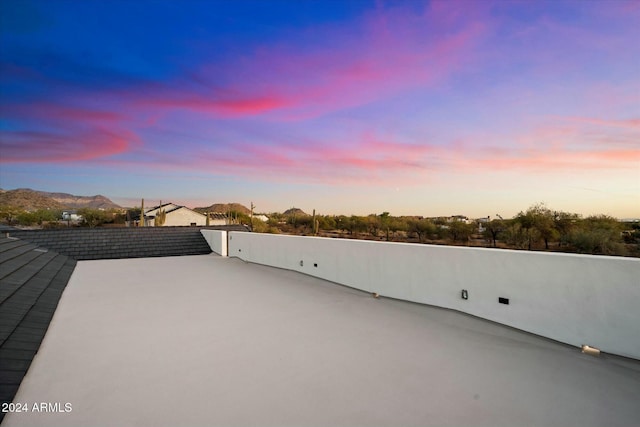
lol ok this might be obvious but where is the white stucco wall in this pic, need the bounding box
[163,208,207,226]
[227,232,640,359]
[201,230,227,256]
[207,218,227,226]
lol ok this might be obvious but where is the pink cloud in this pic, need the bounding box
[5,0,634,193]
[153,132,445,186]
[133,91,292,118]
[131,2,489,121]
[0,128,139,163]
[0,2,490,176]
[0,98,141,164]
[458,115,640,173]
[74,109,638,187]
[563,117,640,130]
[474,148,640,172]
[293,134,441,172]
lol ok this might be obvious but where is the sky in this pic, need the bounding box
[0,0,639,218]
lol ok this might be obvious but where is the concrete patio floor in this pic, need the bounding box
[3,255,640,427]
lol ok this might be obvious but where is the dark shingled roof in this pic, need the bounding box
[0,237,77,422]
[0,224,249,419]
[5,225,249,261]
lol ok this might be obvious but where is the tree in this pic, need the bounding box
[408,218,435,243]
[230,211,251,225]
[36,209,60,225]
[448,220,474,243]
[0,206,20,225]
[317,215,336,231]
[388,216,408,240]
[78,208,109,228]
[292,215,312,230]
[366,214,381,238]
[515,209,536,249]
[531,204,558,249]
[502,221,529,249]
[515,203,558,250]
[17,211,37,226]
[251,218,269,233]
[568,215,625,255]
[335,215,350,234]
[553,210,579,247]
[348,215,367,237]
[622,222,640,256]
[379,212,391,241]
[10,209,60,226]
[483,219,505,247]
[111,210,127,225]
[267,212,284,228]
[127,208,141,226]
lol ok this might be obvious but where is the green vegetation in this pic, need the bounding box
[0,205,126,228]
[154,207,167,226]
[76,208,107,228]
[568,215,626,256]
[0,207,62,227]
[1,201,636,257]
[255,203,637,257]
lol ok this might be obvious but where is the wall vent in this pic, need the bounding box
[499,297,509,305]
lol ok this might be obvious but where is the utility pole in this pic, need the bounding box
[250,202,255,231]
[313,209,318,235]
[140,198,145,227]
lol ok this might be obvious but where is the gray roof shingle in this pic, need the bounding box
[0,237,77,420]
[6,225,248,261]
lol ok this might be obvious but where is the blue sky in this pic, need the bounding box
[1,0,638,217]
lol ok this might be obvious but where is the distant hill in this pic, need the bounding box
[195,203,251,215]
[284,207,308,216]
[36,190,121,209]
[0,188,121,210]
[0,189,67,211]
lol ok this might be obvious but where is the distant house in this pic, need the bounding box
[207,212,228,226]
[450,215,470,223]
[133,203,228,227]
[475,216,491,233]
[144,203,180,219]
[254,214,269,222]
[146,204,204,226]
[62,210,82,222]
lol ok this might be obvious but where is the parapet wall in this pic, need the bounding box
[200,230,227,256]
[227,232,640,359]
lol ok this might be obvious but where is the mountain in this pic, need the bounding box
[0,189,67,211]
[35,190,121,209]
[0,188,121,210]
[194,203,251,215]
[283,207,308,216]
